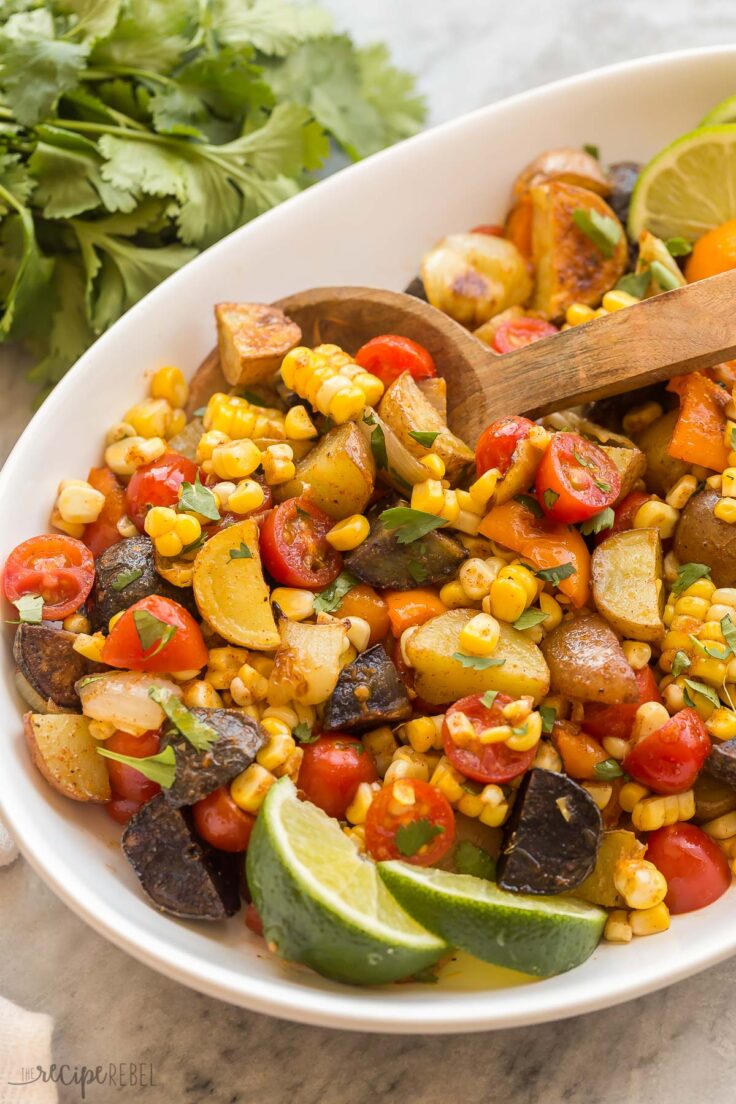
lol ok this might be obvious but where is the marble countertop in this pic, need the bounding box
[3,2,736,1100]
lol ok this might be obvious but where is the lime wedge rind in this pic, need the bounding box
[701,94,736,126]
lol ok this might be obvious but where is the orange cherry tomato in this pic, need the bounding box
[335,584,390,645]
[3,534,94,620]
[193,786,255,852]
[104,729,161,804]
[475,415,536,477]
[583,666,661,742]
[552,721,608,780]
[101,594,208,673]
[685,218,736,283]
[623,708,710,795]
[365,778,454,866]
[536,433,621,524]
[492,318,558,354]
[646,823,731,914]
[354,334,436,387]
[260,498,342,590]
[443,693,537,784]
[83,467,127,558]
[125,451,199,532]
[297,734,378,820]
[384,588,447,637]
[470,224,504,236]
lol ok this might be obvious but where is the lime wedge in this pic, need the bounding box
[378,861,606,978]
[628,124,736,242]
[246,778,447,985]
[701,95,736,125]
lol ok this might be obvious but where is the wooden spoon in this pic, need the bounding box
[275,270,736,442]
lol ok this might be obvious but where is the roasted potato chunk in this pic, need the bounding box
[24,712,111,802]
[513,147,612,202]
[279,422,375,520]
[674,489,736,588]
[378,372,473,483]
[215,302,301,387]
[592,528,665,642]
[530,181,628,320]
[541,612,638,704]
[599,444,647,504]
[420,232,532,328]
[634,409,690,496]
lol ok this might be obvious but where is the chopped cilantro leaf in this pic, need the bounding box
[539,705,556,734]
[579,507,614,536]
[454,840,496,880]
[452,652,506,670]
[228,541,253,561]
[533,562,575,586]
[111,567,143,591]
[572,207,622,258]
[379,506,446,544]
[395,817,444,857]
[133,609,177,657]
[178,471,220,522]
[97,744,176,789]
[409,430,440,448]
[513,608,549,631]
[671,563,711,597]
[313,572,358,614]
[148,686,218,751]
[594,758,624,780]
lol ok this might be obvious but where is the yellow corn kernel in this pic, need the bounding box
[402,717,441,754]
[440,580,475,609]
[211,438,262,481]
[622,640,652,670]
[351,371,384,408]
[674,594,710,620]
[665,474,698,510]
[478,785,510,827]
[468,468,500,512]
[532,739,562,772]
[602,735,629,761]
[458,612,500,656]
[533,593,560,633]
[701,810,736,840]
[231,663,270,707]
[108,611,124,633]
[631,790,695,832]
[459,558,497,600]
[62,612,90,634]
[166,408,187,438]
[182,679,223,709]
[429,756,465,803]
[690,654,728,686]
[345,781,380,825]
[506,711,543,752]
[614,859,668,910]
[722,468,736,499]
[72,632,106,662]
[713,588,736,610]
[498,563,537,604]
[622,401,664,436]
[707,707,736,742]
[387,780,417,816]
[55,479,106,527]
[341,615,370,654]
[106,420,136,445]
[271,587,314,622]
[602,288,640,313]
[104,435,166,476]
[582,781,613,810]
[204,392,285,440]
[230,764,275,813]
[196,430,229,467]
[257,730,296,772]
[283,404,318,440]
[661,681,685,714]
[89,720,116,741]
[151,365,188,408]
[629,902,670,936]
[411,478,445,516]
[362,726,398,777]
[700,619,726,642]
[663,552,680,587]
[385,747,430,785]
[445,709,477,748]
[633,498,680,539]
[206,645,250,689]
[156,531,182,557]
[124,397,171,439]
[619,781,650,813]
[50,506,84,538]
[328,382,366,423]
[175,513,201,547]
[228,478,266,515]
[143,506,177,539]
[326,514,370,552]
[631,701,670,742]
[261,443,296,485]
[715,497,736,524]
[488,576,528,623]
[604,910,633,943]
[565,302,596,326]
[420,453,446,480]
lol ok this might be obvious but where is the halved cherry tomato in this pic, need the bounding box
[623,708,711,795]
[492,318,558,354]
[552,720,607,780]
[103,729,161,804]
[536,432,621,524]
[125,451,198,532]
[365,778,454,866]
[335,584,390,645]
[83,467,127,558]
[354,334,436,387]
[646,823,731,914]
[595,490,653,545]
[443,693,537,784]
[475,415,536,477]
[3,534,94,620]
[260,498,342,590]
[245,902,264,936]
[297,734,378,820]
[193,786,255,852]
[101,594,208,673]
[584,666,661,743]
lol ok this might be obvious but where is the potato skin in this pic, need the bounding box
[541,612,638,704]
[215,302,301,387]
[14,624,96,710]
[513,147,612,202]
[378,372,473,483]
[592,528,665,642]
[674,489,736,588]
[282,422,375,520]
[420,232,533,328]
[24,712,111,802]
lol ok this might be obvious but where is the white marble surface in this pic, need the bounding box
[4,2,736,1101]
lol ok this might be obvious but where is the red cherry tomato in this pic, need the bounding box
[83,467,127,558]
[297,734,378,820]
[595,490,653,545]
[492,318,558,354]
[354,334,436,387]
[105,797,142,825]
[3,534,94,620]
[443,693,537,784]
[535,432,621,524]
[365,778,455,866]
[623,708,711,795]
[470,224,504,236]
[583,666,662,743]
[260,498,342,590]
[646,823,731,914]
[104,730,161,804]
[101,594,208,673]
[193,786,255,852]
[245,902,264,936]
[125,451,198,532]
[474,415,536,477]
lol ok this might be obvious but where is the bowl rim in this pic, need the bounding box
[4,43,736,1033]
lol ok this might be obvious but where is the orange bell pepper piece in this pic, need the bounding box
[479,498,591,607]
[552,721,608,780]
[666,371,730,473]
[384,589,447,637]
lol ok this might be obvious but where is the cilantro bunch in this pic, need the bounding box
[0,0,425,398]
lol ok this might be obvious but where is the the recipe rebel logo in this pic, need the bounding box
[7,1062,157,1099]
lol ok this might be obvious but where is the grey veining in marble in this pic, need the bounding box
[4,2,736,1101]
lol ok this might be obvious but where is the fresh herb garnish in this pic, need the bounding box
[313,571,358,614]
[97,744,176,789]
[649,260,681,292]
[539,704,557,734]
[133,609,177,657]
[722,614,736,655]
[583,142,600,159]
[513,608,549,631]
[395,818,444,857]
[512,723,528,736]
[579,507,615,536]
[363,411,388,470]
[543,488,559,510]
[690,633,730,661]
[666,237,693,257]
[111,567,143,592]
[408,559,429,584]
[228,541,253,561]
[454,840,496,881]
[178,471,220,522]
[452,652,506,670]
[573,448,595,469]
[148,687,218,752]
[594,758,624,780]
[671,562,711,596]
[409,430,441,448]
[533,562,575,585]
[593,479,612,494]
[293,721,318,744]
[515,494,544,518]
[671,650,691,679]
[481,690,499,708]
[683,678,721,710]
[379,506,446,544]
[615,270,651,299]
[572,207,622,258]
[11,594,44,624]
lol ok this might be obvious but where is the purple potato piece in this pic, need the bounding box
[164,708,265,807]
[14,623,99,710]
[323,644,411,732]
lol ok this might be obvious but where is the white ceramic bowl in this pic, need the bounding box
[2,46,736,1033]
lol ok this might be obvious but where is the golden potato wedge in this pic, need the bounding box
[378,372,473,483]
[573,830,645,908]
[193,519,279,650]
[420,232,533,328]
[494,435,548,505]
[542,410,636,449]
[24,712,111,802]
[513,148,612,202]
[277,422,375,519]
[592,528,665,642]
[405,608,550,705]
[530,181,628,320]
[215,302,301,387]
[541,612,638,704]
[635,409,690,496]
[416,377,447,420]
[600,444,647,503]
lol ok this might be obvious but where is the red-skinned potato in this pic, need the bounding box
[513,148,612,202]
[540,612,638,704]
